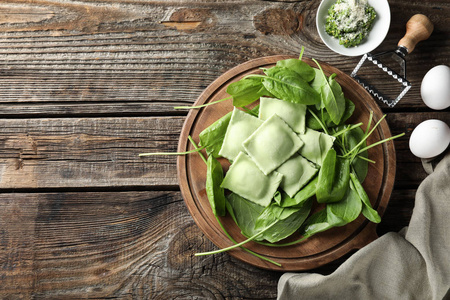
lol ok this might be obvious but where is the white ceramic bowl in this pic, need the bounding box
[316,0,391,56]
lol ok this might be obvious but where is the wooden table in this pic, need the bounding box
[0,1,448,298]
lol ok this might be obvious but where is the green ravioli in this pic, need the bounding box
[219,108,263,161]
[276,153,319,197]
[259,97,307,134]
[221,152,283,207]
[243,114,304,175]
[298,128,335,166]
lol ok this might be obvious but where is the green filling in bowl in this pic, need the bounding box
[325,0,377,48]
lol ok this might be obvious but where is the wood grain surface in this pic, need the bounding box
[0,0,448,298]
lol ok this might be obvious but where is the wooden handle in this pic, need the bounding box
[398,14,434,53]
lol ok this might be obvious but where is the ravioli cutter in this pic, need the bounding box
[351,14,434,107]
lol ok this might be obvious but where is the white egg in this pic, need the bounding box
[421,65,450,110]
[409,119,450,158]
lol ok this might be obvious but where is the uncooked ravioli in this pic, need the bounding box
[220,152,283,207]
[218,108,263,161]
[243,114,304,175]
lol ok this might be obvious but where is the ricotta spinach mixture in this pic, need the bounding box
[325,0,376,48]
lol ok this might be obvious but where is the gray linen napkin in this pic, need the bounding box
[278,151,450,300]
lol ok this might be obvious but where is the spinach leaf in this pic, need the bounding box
[273,191,282,206]
[313,59,346,125]
[199,111,232,158]
[350,173,381,223]
[330,156,351,201]
[227,193,265,238]
[261,66,321,105]
[223,199,282,266]
[227,77,271,107]
[274,191,291,207]
[299,209,335,238]
[342,98,356,123]
[226,199,238,224]
[306,97,355,130]
[279,176,318,208]
[320,74,346,125]
[310,68,327,95]
[316,149,351,203]
[342,126,368,182]
[326,183,362,226]
[196,218,280,257]
[276,58,315,82]
[242,104,260,117]
[316,149,336,200]
[254,200,313,243]
[298,128,335,166]
[306,107,332,130]
[206,156,226,216]
[255,203,298,227]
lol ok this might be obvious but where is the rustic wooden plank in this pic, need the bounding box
[0,103,184,118]
[0,188,416,298]
[0,1,446,116]
[0,112,448,189]
[0,194,37,299]
[0,191,279,299]
[0,117,183,189]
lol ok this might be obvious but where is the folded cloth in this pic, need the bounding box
[278,151,450,300]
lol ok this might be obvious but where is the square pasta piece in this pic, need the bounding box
[243,114,304,175]
[259,97,307,134]
[221,152,283,207]
[219,108,263,161]
[276,153,318,197]
[298,128,335,166]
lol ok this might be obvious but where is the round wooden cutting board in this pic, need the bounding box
[177,55,396,271]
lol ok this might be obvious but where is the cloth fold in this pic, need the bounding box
[278,151,450,300]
